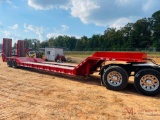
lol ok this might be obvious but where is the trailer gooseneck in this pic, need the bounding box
[2,38,160,96]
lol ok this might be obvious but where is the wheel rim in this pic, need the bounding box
[107,71,122,86]
[140,74,159,92]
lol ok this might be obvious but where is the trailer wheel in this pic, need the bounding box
[12,61,17,68]
[134,69,160,96]
[7,60,12,67]
[102,66,128,91]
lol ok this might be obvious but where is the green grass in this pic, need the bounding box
[148,52,160,58]
[64,51,94,59]
[64,51,160,59]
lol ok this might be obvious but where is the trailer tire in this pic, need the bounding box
[134,69,160,96]
[12,61,17,68]
[102,66,128,91]
[7,60,12,67]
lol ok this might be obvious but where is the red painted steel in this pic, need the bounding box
[13,57,76,75]
[2,38,12,62]
[17,40,26,57]
[92,52,148,62]
[74,57,105,76]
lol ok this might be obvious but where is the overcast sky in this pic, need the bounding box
[0,0,160,44]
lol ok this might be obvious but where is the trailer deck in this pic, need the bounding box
[9,52,148,76]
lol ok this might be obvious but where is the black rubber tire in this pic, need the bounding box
[134,69,160,96]
[12,61,17,68]
[102,66,128,91]
[7,60,12,67]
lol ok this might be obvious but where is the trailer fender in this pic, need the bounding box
[10,60,18,68]
[7,60,12,67]
[100,65,110,86]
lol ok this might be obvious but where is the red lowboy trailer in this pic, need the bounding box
[2,38,160,96]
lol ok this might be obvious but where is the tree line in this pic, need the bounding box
[25,10,160,51]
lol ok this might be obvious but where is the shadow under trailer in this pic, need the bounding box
[2,38,160,96]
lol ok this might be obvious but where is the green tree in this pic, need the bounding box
[104,28,117,51]
[39,41,49,48]
[132,18,151,48]
[48,38,54,47]
[151,10,160,50]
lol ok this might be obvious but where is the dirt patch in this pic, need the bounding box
[0,57,160,120]
[65,56,84,64]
